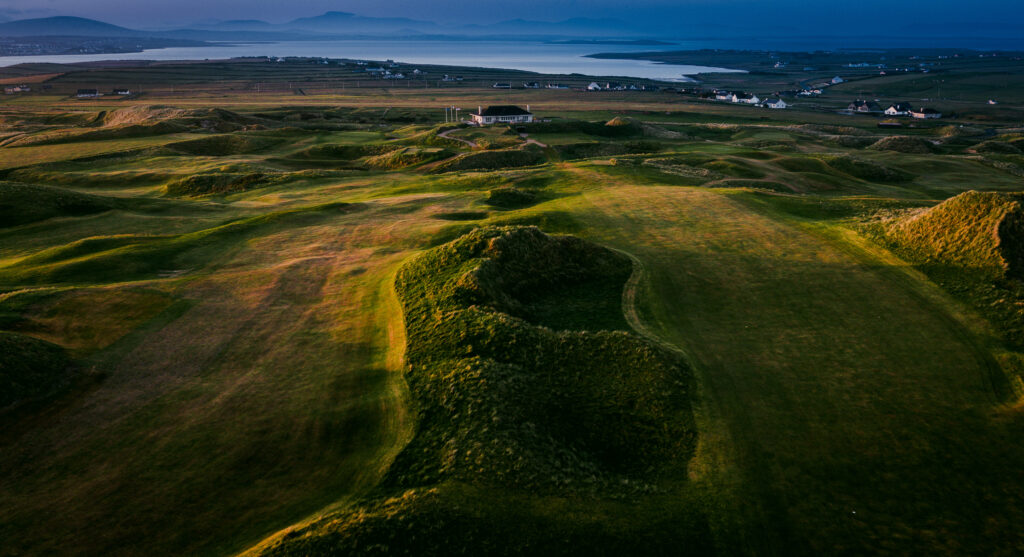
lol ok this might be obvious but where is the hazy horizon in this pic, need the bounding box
[2,0,1023,37]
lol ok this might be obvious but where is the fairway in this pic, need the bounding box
[0,198,429,555]
[570,175,1024,554]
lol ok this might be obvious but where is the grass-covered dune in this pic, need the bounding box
[430,147,547,173]
[0,181,118,227]
[257,226,707,555]
[880,191,1024,280]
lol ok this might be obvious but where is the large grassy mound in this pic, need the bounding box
[555,141,661,160]
[0,331,74,411]
[256,226,705,555]
[970,140,1023,155]
[431,148,547,173]
[0,182,117,228]
[166,134,283,156]
[163,172,271,197]
[364,147,455,169]
[883,190,1024,280]
[816,154,912,183]
[869,135,936,154]
[290,143,400,161]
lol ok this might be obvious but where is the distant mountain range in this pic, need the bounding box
[0,12,647,42]
[0,16,143,37]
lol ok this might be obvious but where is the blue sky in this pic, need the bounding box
[3,0,1023,33]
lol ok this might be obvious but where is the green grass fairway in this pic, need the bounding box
[565,172,1024,554]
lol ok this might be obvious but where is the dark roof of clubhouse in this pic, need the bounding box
[477,105,532,116]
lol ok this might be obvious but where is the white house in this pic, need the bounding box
[764,98,787,109]
[831,76,845,84]
[587,82,602,91]
[492,83,512,89]
[471,105,534,125]
[884,103,913,116]
[732,92,760,104]
[76,89,100,98]
[715,90,733,101]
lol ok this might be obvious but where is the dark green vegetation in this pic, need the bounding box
[258,226,705,555]
[0,331,74,411]
[4,55,1024,556]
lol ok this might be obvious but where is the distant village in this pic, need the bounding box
[8,53,997,122]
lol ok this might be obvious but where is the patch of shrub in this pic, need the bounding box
[774,157,832,173]
[520,119,642,138]
[293,143,401,160]
[713,179,794,192]
[431,148,547,173]
[486,187,538,208]
[364,147,454,169]
[970,141,1023,155]
[701,159,765,179]
[641,158,724,184]
[816,155,913,183]
[556,141,661,160]
[163,172,270,197]
[868,135,935,154]
[434,211,489,221]
[166,134,283,156]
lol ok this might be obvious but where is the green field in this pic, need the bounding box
[3,56,1024,556]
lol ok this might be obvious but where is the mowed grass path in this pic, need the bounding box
[567,169,1024,555]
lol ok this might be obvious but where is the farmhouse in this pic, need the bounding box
[112,88,132,96]
[76,89,100,98]
[911,107,942,119]
[832,76,845,84]
[546,83,569,89]
[471,105,534,125]
[764,98,787,109]
[884,103,913,116]
[3,85,29,94]
[492,83,512,89]
[587,82,602,91]
[715,90,733,101]
[523,81,541,89]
